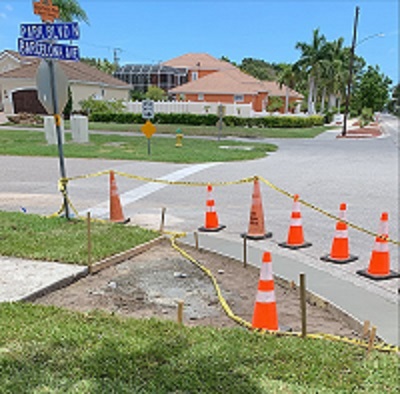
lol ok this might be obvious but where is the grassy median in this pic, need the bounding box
[0,303,397,393]
[0,211,158,264]
[0,129,277,163]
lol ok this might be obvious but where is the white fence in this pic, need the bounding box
[124,101,253,118]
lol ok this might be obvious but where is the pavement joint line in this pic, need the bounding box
[78,162,221,218]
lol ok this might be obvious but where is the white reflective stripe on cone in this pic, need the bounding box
[290,218,302,226]
[293,201,300,212]
[335,230,348,238]
[260,263,273,281]
[379,223,389,235]
[374,240,389,252]
[256,290,276,303]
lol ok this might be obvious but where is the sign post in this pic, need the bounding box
[141,100,155,155]
[18,0,81,219]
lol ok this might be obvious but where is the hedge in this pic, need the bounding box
[223,115,324,128]
[89,112,325,128]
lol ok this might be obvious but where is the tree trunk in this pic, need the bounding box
[308,76,314,114]
[312,80,318,114]
[320,87,326,114]
[337,94,342,113]
[328,93,336,110]
[285,86,289,114]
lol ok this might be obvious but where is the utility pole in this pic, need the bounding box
[342,6,360,137]
[113,48,122,68]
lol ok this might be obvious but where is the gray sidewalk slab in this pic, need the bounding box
[0,256,88,302]
[181,233,399,346]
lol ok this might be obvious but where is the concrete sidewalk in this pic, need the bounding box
[0,256,87,302]
[181,232,399,346]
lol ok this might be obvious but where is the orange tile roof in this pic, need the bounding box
[0,50,129,88]
[166,53,303,98]
[261,81,304,99]
[163,53,236,71]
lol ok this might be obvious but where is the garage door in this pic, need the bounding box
[12,89,47,114]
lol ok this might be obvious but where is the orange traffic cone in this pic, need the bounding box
[109,171,129,224]
[241,177,272,240]
[198,184,225,232]
[357,213,399,280]
[321,203,358,264]
[252,251,279,331]
[279,194,311,250]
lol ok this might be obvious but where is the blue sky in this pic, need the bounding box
[0,0,398,83]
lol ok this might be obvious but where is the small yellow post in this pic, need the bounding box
[177,301,184,325]
[87,212,92,274]
[300,273,307,338]
[175,128,183,147]
[362,320,370,339]
[159,207,166,232]
[367,326,377,355]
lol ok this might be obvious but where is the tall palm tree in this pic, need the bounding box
[277,64,296,113]
[53,0,89,24]
[323,38,346,112]
[295,28,328,114]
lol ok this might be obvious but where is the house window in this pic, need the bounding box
[234,94,244,102]
[198,93,204,101]
[192,71,198,81]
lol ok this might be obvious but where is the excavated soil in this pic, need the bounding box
[35,240,360,337]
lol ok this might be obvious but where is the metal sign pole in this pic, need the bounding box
[48,59,70,219]
[148,138,151,155]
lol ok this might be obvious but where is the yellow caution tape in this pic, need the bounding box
[258,176,400,246]
[168,235,399,354]
[53,170,399,246]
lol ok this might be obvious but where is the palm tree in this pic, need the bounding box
[295,28,328,114]
[53,0,89,24]
[322,38,347,112]
[277,64,296,114]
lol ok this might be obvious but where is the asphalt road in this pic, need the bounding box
[0,123,398,303]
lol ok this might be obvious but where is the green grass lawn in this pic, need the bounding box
[0,129,277,163]
[0,303,397,393]
[83,121,331,139]
[5,121,333,138]
[0,211,158,264]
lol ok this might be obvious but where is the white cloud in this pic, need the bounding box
[5,4,12,12]
[0,12,7,19]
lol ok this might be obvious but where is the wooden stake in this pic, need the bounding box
[194,231,199,250]
[367,326,377,355]
[300,273,307,338]
[362,320,370,339]
[159,207,166,232]
[177,301,184,325]
[87,212,92,274]
[243,235,247,268]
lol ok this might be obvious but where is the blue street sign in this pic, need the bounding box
[20,22,80,41]
[18,38,80,61]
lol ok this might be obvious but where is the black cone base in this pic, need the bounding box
[198,225,226,232]
[278,242,312,250]
[241,232,273,240]
[320,254,358,264]
[356,269,400,281]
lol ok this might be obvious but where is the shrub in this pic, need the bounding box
[79,97,125,115]
[359,107,374,127]
[267,96,284,112]
[88,111,324,128]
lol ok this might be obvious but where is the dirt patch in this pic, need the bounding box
[35,240,358,337]
[337,126,382,138]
